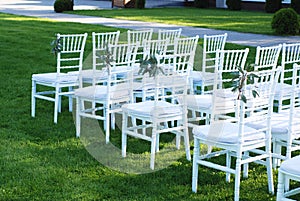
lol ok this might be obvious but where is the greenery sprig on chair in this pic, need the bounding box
[138,54,165,77]
[50,35,62,56]
[231,63,259,103]
[98,44,114,73]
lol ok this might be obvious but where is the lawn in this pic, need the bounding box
[0,12,297,200]
[68,8,276,35]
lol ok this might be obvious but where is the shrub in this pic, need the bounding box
[265,0,281,13]
[54,0,73,13]
[271,8,300,35]
[226,0,241,11]
[194,0,209,8]
[135,0,145,9]
[291,0,300,14]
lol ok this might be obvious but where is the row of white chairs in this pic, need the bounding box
[189,39,300,200]
[31,30,300,200]
[31,28,184,124]
[190,32,300,115]
[31,30,199,171]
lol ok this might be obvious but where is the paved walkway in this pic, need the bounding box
[0,0,299,47]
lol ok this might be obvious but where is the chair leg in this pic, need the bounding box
[68,86,73,112]
[54,86,59,124]
[192,138,200,193]
[150,124,158,170]
[266,156,274,194]
[105,104,110,144]
[76,97,81,138]
[273,139,281,168]
[226,151,231,182]
[184,132,191,161]
[58,87,62,113]
[276,171,285,201]
[31,80,36,118]
[121,112,127,158]
[243,151,249,178]
[234,156,242,201]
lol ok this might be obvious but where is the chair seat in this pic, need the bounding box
[123,100,182,117]
[32,72,78,84]
[74,84,130,100]
[185,89,236,111]
[190,71,215,82]
[185,94,212,110]
[193,122,266,144]
[274,82,293,98]
[246,109,300,136]
[280,155,300,176]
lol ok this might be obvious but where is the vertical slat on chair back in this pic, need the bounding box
[57,33,88,73]
[202,33,227,73]
[172,35,199,75]
[254,44,282,71]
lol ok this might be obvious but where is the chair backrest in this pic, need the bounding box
[127,29,153,61]
[142,38,170,60]
[92,31,120,70]
[81,43,138,92]
[169,35,199,75]
[158,28,182,54]
[56,33,88,74]
[202,33,227,73]
[213,48,249,92]
[109,43,138,69]
[210,66,280,143]
[208,48,249,117]
[254,44,282,71]
[240,67,280,141]
[280,43,300,85]
[106,43,139,103]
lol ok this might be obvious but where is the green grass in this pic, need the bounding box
[68,8,278,35]
[0,12,296,200]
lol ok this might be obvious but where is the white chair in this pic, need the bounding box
[75,43,138,143]
[158,28,182,55]
[246,64,300,168]
[192,67,280,201]
[274,43,300,112]
[187,48,249,126]
[271,63,300,166]
[122,74,190,170]
[190,33,227,94]
[276,155,300,201]
[31,33,88,123]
